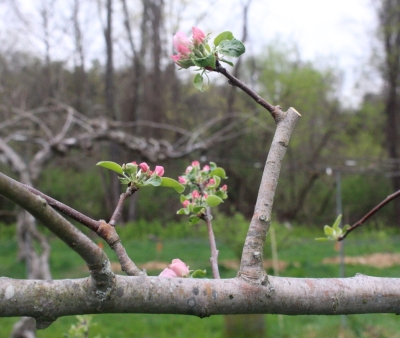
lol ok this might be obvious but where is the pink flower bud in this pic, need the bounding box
[185,166,193,174]
[173,31,191,50]
[178,176,187,184]
[139,162,149,172]
[207,178,215,187]
[182,200,190,208]
[221,184,228,192]
[192,190,200,199]
[192,160,200,167]
[169,259,190,277]
[192,27,206,45]
[159,268,177,278]
[154,165,164,177]
[203,165,210,172]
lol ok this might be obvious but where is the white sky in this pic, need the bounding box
[1,0,379,107]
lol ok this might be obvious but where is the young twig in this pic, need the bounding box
[204,207,220,279]
[339,189,400,240]
[109,185,138,226]
[214,61,279,119]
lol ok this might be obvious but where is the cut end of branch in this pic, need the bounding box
[289,107,301,116]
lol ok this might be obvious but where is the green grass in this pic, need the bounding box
[2,223,400,337]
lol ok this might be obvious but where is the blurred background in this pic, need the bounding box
[0,0,400,337]
[0,0,399,227]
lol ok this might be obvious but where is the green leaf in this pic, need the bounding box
[315,237,331,241]
[188,215,201,225]
[332,214,342,231]
[210,167,227,179]
[215,190,228,200]
[193,206,206,214]
[206,195,223,207]
[192,53,216,69]
[190,269,207,278]
[160,177,185,193]
[323,225,334,238]
[180,194,187,203]
[218,39,246,58]
[193,73,204,92]
[177,208,190,215]
[214,31,234,46]
[96,161,123,175]
[119,177,131,185]
[141,175,162,187]
[219,58,234,67]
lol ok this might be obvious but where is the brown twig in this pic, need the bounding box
[109,185,138,226]
[339,189,400,241]
[214,61,278,118]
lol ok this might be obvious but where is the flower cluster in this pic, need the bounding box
[159,259,190,278]
[171,27,246,91]
[119,161,164,188]
[171,27,208,69]
[177,161,228,224]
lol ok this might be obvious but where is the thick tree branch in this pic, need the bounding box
[18,179,142,276]
[0,172,114,291]
[1,274,400,329]
[238,108,301,285]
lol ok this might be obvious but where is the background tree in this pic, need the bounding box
[377,0,400,224]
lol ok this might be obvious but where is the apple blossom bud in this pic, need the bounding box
[203,165,210,172]
[185,166,193,174]
[192,27,206,45]
[207,178,215,187]
[178,176,187,184]
[192,160,200,167]
[192,190,200,199]
[159,268,177,278]
[154,166,164,177]
[221,184,228,192]
[139,162,149,172]
[182,200,190,208]
[169,259,190,277]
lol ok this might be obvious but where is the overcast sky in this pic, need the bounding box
[1,0,379,107]
[194,0,378,107]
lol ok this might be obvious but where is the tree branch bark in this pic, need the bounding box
[1,274,400,329]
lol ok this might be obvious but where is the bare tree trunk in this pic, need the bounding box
[378,0,400,224]
[72,0,87,113]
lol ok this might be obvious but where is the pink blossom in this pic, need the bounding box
[182,200,190,208]
[154,165,164,177]
[173,31,191,50]
[178,176,187,184]
[185,166,193,174]
[192,27,206,45]
[192,190,200,199]
[207,178,215,187]
[221,184,228,192]
[131,161,137,165]
[191,160,200,167]
[203,165,210,172]
[169,259,190,277]
[139,162,149,172]
[159,268,177,278]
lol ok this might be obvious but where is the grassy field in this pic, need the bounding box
[1,222,400,337]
